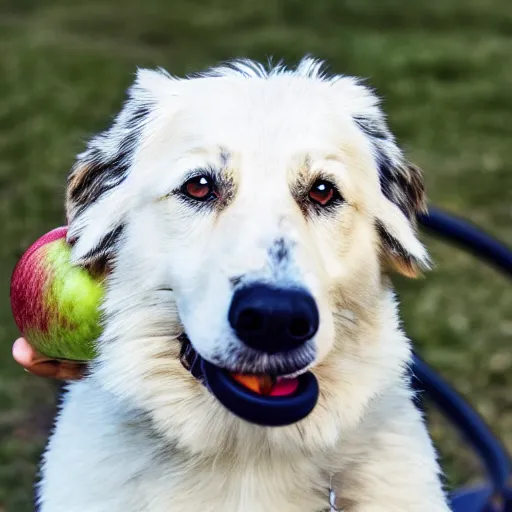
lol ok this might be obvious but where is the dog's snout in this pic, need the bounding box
[228,284,319,354]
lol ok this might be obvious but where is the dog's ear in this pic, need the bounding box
[374,156,430,278]
[65,67,173,271]
[352,111,430,278]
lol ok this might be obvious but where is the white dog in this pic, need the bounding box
[37,57,451,512]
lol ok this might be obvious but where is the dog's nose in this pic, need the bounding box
[228,284,319,353]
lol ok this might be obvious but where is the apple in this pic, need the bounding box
[10,226,104,361]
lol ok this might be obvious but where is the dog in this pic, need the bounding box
[37,57,451,511]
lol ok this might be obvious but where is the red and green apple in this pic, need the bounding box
[10,227,104,361]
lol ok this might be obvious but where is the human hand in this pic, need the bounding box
[12,337,85,380]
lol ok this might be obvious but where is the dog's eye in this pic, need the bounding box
[182,176,217,201]
[308,180,341,207]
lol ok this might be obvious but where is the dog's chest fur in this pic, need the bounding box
[39,382,335,512]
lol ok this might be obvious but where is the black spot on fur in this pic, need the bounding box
[376,152,426,220]
[353,115,388,140]
[376,220,409,260]
[125,104,152,130]
[376,220,422,277]
[69,103,152,217]
[269,237,289,264]
[70,154,130,217]
[352,113,425,221]
[376,151,410,217]
[230,275,243,288]
[79,224,124,265]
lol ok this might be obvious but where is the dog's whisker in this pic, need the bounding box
[332,309,358,326]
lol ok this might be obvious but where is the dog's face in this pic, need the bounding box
[65,59,429,453]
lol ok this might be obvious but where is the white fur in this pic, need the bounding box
[38,58,449,511]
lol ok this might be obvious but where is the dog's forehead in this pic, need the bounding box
[167,76,364,161]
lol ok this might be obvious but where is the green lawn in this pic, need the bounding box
[1,0,511,510]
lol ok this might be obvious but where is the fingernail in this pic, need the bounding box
[12,339,24,359]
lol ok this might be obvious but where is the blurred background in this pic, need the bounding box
[0,0,511,510]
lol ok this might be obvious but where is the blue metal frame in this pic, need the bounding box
[414,207,512,511]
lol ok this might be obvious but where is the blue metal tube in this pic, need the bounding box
[412,354,511,494]
[413,206,512,501]
[418,208,512,278]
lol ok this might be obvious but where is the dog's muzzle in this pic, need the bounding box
[179,330,319,427]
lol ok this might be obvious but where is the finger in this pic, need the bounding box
[22,360,85,380]
[13,337,39,366]
[55,363,86,380]
[24,360,61,378]
[13,337,52,366]
[13,338,85,380]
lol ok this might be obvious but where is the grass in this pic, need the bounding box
[0,0,511,509]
